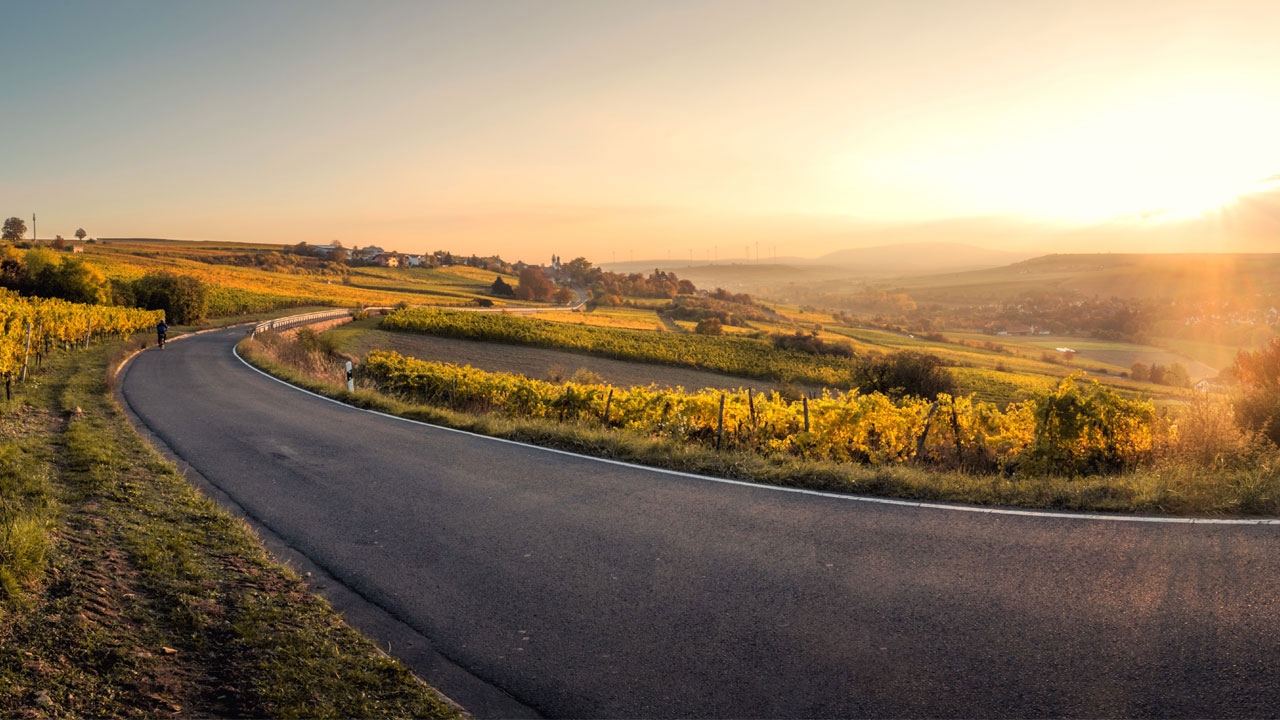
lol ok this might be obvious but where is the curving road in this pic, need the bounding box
[120,327,1280,719]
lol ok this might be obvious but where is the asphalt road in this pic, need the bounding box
[120,327,1280,719]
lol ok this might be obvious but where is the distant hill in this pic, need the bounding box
[814,242,1035,275]
[888,253,1280,304]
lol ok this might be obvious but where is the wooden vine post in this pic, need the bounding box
[914,401,941,461]
[603,387,614,425]
[20,320,32,381]
[802,395,810,433]
[84,316,92,349]
[716,392,726,450]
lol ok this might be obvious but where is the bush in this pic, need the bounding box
[1231,338,1280,446]
[853,351,955,400]
[1171,395,1254,468]
[568,368,604,385]
[772,331,856,358]
[132,270,208,324]
[694,318,724,335]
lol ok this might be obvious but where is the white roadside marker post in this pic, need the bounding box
[346,361,354,392]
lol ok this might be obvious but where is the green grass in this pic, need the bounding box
[240,333,1280,518]
[0,338,462,718]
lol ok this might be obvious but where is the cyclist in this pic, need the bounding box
[156,319,168,349]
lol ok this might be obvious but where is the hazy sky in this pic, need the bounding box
[4,0,1279,260]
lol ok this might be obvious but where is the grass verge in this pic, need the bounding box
[0,337,463,718]
[238,334,1280,517]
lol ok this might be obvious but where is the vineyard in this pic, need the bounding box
[0,289,163,378]
[380,308,860,387]
[360,349,1166,476]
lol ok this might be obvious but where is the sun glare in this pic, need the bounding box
[897,81,1280,225]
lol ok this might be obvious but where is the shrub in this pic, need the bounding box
[1231,338,1280,446]
[694,318,724,335]
[568,367,604,385]
[853,351,955,400]
[1170,395,1254,468]
[772,331,856,358]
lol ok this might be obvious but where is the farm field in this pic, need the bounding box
[380,307,860,388]
[78,241,536,316]
[326,319,787,393]
[367,303,1194,406]
[947,331,1217,378]
[529,305,667,331]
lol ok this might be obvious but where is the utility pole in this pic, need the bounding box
[32,213,36,242]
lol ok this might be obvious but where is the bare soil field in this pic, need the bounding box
[336,327,792,393]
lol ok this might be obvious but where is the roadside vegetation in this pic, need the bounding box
[241,329,1280,516]
[0,310,462,717]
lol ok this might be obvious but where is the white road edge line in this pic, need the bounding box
[230,344,1280,527]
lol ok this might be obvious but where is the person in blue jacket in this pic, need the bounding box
[156,319,168,348]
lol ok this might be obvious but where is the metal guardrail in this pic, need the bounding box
[251,309,354,336]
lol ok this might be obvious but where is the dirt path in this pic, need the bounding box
[339,328,793,393]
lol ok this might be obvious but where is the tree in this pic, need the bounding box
[1,248,109,303]
[330,246,349,263]
[132,271,208,324]
[1147,364,1167,386]
[1129,362,1149,382]
[51,236,66,250]
[490,276,515,297]
[75,228,87,242]
[562,256,594,286]
[50,257,108,304]
[553,285,575,305]
[515,266,554,301]
[2,217,26,241]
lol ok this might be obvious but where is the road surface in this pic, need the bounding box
[120,326,1280,718]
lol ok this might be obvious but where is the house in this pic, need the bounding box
[312,244,339,256]
[1194,379,1230,393]
[403,254,424,267]
[71,244,85,253]
[356,246,385,260]
[371,253,401,267]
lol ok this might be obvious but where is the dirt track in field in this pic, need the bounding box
[339,328,791,393]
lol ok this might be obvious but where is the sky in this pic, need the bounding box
[3,0,1280,261]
